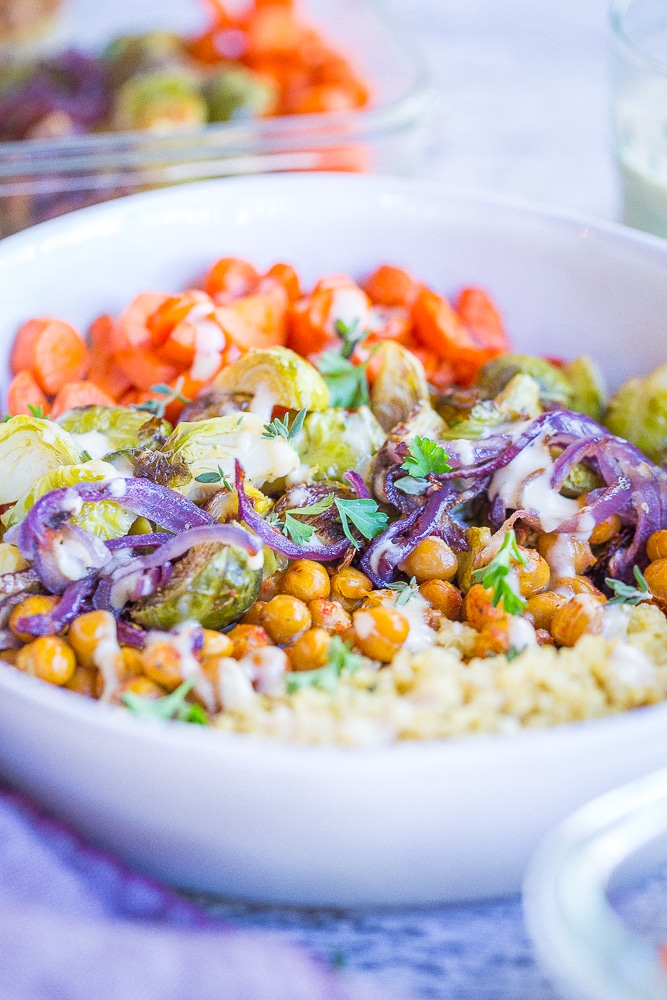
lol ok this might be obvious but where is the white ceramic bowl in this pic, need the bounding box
[2,174,667,907]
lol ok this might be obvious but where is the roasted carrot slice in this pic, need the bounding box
[286,276,370,358]
[363,265,420,308]
[111,293,169,353]
[412,287,496,385]
[265,262,301,301]
[204,257,259,301]
[22,319,90,395]
[50,381,116,420]
[455,287,509,353]
[113,347,180,392]
[10,318,44,375]
[6,370,51,416]
[147,290,214,348]
[216,280,289,350]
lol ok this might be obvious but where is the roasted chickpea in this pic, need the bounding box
[9,594,60,643]
[473,620,511,659]
[201,629,234,659]
[308,598,352,633]
[281,560,331,602]
[260,595,312,645]
[538,533,595,576]
[287,627,332,672]
[550,594,604,647]
[330,567,372,609]
[524,591,568,631]
[590,514,622,546]
[399,536,458,583]
[647,530,667,563]
[65,665,98,697]
[418,579,462,620]
[516,547,550,597]
[115,675,166,703]
[16,635,76,686]
[240,601,267,626]
[142,640,183,691]
[352,605,409,662]
[462,583,508,630]
[227,623,271,659]
[554,576,606,601]
[68,610,118,670]
[644,559,667,602]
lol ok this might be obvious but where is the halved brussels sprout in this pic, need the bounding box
[162,412,301,497]
[103,32,188,85]
[179,390,252,423]
[57,406,172,459]
[0,543,28,575]
[605,364,667,462]
[213,347,330,418]
[129,540,262,631]
[369,342,430,432]
[4,460,136,540]
[0,415,81,506]
[441,374,541,440]
[562,356,607,420]
[293,406,385,482]
[205,66,278,121]
[112,70,207,132]
[476,354,574,409]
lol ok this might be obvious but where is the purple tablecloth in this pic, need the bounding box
[0,782,398,1000]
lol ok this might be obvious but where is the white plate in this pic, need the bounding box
[2,174,667,907]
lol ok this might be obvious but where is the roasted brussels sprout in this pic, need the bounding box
[4,460,136,540]
[57,406,172,458]
[213,347,330,418]
[440,374,541,440]
[293,406,385,482]
[103,32,188,86]
[129,540,262,631]
[562,356,607,420]
[178,390,252,423]
[605,363,667,462]
[111,70,207,132]
[369,342,430,432]
[476,354,574,409]
[0,543,28,575]
[205,66,277,121]
[0,415,81,506]
[162,412,301,497]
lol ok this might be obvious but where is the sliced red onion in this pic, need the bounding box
[12,577,96,637]
[344,471,370,499]
[235,462,350,562]
[116,620,147,649]
[105,533,174,552]
[0,630,22,652]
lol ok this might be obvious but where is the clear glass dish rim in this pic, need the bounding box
[609,0,667,79]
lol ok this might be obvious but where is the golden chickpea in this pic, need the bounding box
[535,628,556,647]
[260,595,312,645]
[9,595,60,643]
[115,675,166,703]
[201,629,234,659]
[122,647,144,676]
[524,591,568,631]
[287,627,332,672]
[473,620,511,659]
[240,601,266,626]
[142,640,183,691]
[308,598,352,633]
[550,595,604,647]
[644,559,667,602]
[352,605,409,662]
[538,533,594,576]
[554,576,606,601]
[418,579,462,621]
[281,560,331,602]
[227,624,271,659]
[399,536,458,583]
[590,514,622,546]
[66,665,98,698]
[16,635,76,686]
[463,583,508,630]
[647,531,667,563]
[330,567,372,609]
[259,574,284,602]
[516,547,551,597]
[68,610,118,670]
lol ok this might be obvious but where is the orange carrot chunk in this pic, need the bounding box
[112,293,170,354]
[113,347,180,392]
[21,319,90,395]
[412,286,497,385]
[204,258,259,301]
[363,265,420,308]
[216,280,288,350]
[455,286,510,353]
[50,381,116,420]
[6,370,51,416]
[10,318,44,375]
[265,263,301,302]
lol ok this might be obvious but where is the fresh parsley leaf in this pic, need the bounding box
[136,377,191,418]
[333,497,388,549]
[605,565,652,606]
[401,436,452,480]
[262,408,307,441]
[334,318,365,359]
[471,529,527,616]
[394,475,429,496]
[505,646,521,661]
[27,404,48,420]
[194,464,232,489]
[80,449,93,462]
[283,513,317,546]
[316,350,370,410]
[1,414,11,423]
[285,494,335,518]
[285,635,363,694]
[122,677,208,725]
[387,576,419,607]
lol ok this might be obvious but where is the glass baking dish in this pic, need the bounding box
[0,0,438,238]
[524,766,667,1000]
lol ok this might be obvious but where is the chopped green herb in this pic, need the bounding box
[387,576,419,607]
[262,407,307,441]
[1,414,11,423]
[316,351,370,410]
[80,449,93,463]
[471,529,527,615]
[285,494,335,518]
[283,513,317,546]
[394,475,429,496]
[122,676,208,725]
[285,635,363,694]
[333,497,388,549]
[194,464,232,489]
[27,404,48,420]
[505,646,521,661]
[605,565,653,606]
[136,376,191,418]
[334,318,365,360]
[401,436,452,479]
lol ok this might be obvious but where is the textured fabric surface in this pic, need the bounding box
[0,784,396,1000]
